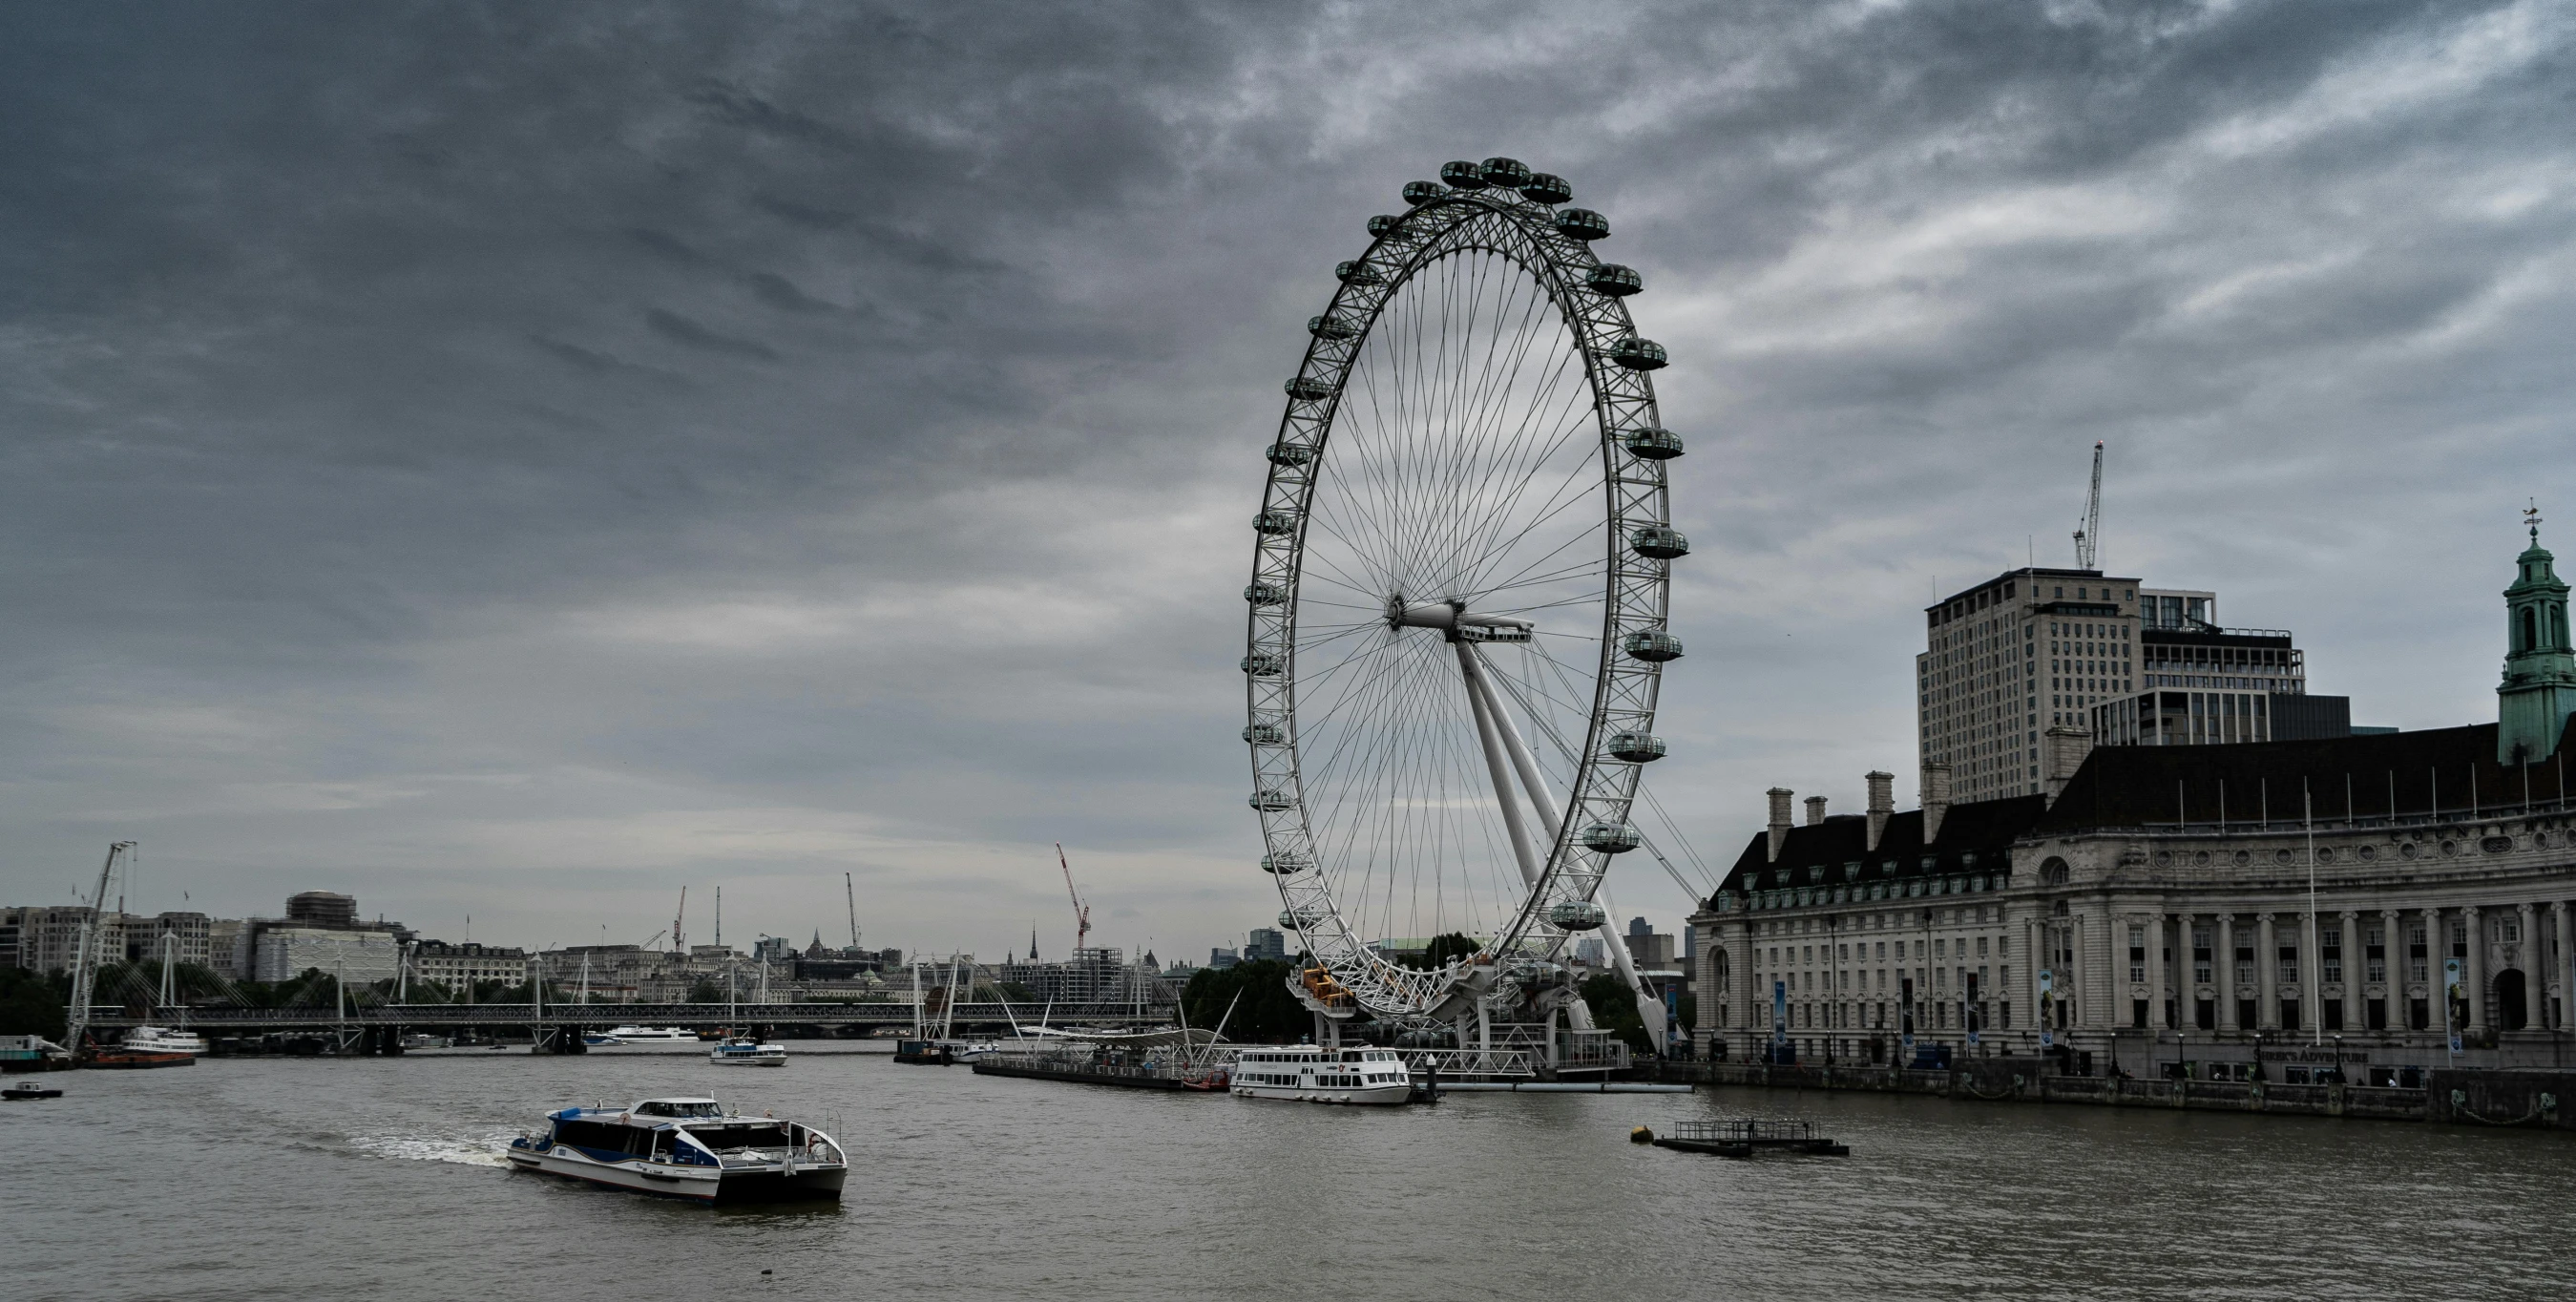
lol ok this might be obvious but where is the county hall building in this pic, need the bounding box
[1690,525,2576,1084]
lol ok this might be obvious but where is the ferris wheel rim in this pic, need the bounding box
[1245,166,1678,1021]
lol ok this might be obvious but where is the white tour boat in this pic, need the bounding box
[1231,1046,1414,1105]
[708,1037,786,1066]
[595,1025,696,1043]
[117,1026,207,1056]
[505,1097,845,1204]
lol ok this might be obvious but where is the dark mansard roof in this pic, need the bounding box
[1713,793,2051,908]
[2036,716,2576,834]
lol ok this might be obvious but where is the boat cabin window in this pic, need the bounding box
[690,1123,794,1152]
[554,1119,652,1155]
[637,1100,721,1118]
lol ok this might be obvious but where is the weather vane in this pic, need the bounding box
[2528,497,2544,543]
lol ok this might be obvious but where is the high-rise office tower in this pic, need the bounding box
[1918,568,2146,804]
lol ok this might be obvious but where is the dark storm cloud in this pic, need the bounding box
[2,1,2569,955]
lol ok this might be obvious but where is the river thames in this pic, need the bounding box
[12,1045,2570,1300]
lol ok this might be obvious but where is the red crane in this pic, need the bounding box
[1056,843,1092,956]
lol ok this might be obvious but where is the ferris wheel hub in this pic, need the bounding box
[1388,596,1536,641]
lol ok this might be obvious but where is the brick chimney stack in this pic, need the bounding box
[1804,795,1828,826]
[1865,770,1894,850]
[1920,763,1953,844]
[1766,788,1793,861]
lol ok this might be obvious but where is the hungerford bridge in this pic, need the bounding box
[83,1000,1176,1052]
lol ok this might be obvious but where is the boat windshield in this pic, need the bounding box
[635,1100,723,1118]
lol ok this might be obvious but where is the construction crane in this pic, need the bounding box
[65,842,137,1056]
[2072,440,2105,570]
[673,886,686,954]
[639,928,667,950]
[1055,843,1092,956]
[845,872,861,951]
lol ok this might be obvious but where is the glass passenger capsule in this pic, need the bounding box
[1586,263,1642,297]
[1366,214,1400,237]
[1245,582,1285,606]
[1506,959,1564,988]
[1519,173,1572,204]
[1609,337,1667,370]
[1252,510,1298,535]
[1260,851,1309,874]
[1622,427,1684,459]
[1629,524,1689,559]
[1478,157,1532,189]
[1555,208,1610,241]
[1334,260,1384,286]
[1278,904,1325,929]
[1242,722,1285,745]
[1308,315,1358,340]
[1439,159,1489,189]
[1285,376,1333,401]
[1248,788,1296,811]
[1267,441,1316,467]
[1402,179,1444,206]
[1581,823,1643,854]
[1547,899,1609,930]
[1622,629,1685,662]
[1606,731,1666,763]
[1242,651,1285,677]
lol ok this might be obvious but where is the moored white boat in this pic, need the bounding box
[1230,1046,1414,1105]
[504,1097,845,1204]
[708,1037,786,1066]
[598,1025,695,1043]
[117,1026,206,1056]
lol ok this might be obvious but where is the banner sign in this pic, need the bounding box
[2039,969,2056,1050]
[1771,978,1788,1052]
[2443,956,2465,1056]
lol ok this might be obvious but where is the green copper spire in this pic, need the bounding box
[2499,502,2575,763]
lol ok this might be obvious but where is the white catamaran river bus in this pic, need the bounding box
[505,1098,846,1204]
[585,1025,695,1045]
[1231,1047,1413,1105]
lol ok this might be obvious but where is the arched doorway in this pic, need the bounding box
[2495,969,2529,1031]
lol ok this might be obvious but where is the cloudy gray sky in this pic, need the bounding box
[5,1,2570,961]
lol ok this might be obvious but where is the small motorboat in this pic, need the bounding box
[708,1037,787,1066]
[3,1082,66,1100]
[505,1097,845,1204]
[890,1039,953,1065]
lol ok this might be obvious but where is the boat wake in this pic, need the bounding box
[350,1132,515,1167]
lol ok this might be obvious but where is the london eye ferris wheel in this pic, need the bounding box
[1243,158,1686,1047]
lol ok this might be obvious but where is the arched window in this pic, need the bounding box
[2041,856,2071,885]
[2523,606,2538,652]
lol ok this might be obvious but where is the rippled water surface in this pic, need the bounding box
[12,1045,2572,1301]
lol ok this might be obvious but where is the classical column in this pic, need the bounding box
[2464,905,2486,1034]
[2422,905,2445,1039]
[2216,915,2238,1034]
[2379,907,2402,1032]
[2072,914,2091,1029]
[2257,914,2279,1030]
[2545,902,2566,1036]
[2024,915,2041,1037]
[2336,912,2359,1032]
[2173,911,2195,1031]
[2300,910,2322,1040]
[2142,912,2166,1032]
[2516,902,2538,1031]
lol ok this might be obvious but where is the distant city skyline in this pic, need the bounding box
[6,4,2572,962]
